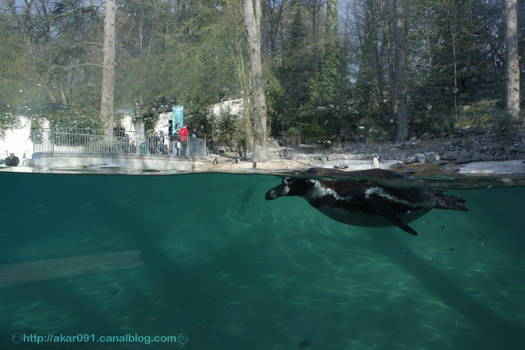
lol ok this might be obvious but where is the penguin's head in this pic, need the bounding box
[265,177,313,200]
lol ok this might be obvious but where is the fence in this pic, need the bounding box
[32,128,207,158]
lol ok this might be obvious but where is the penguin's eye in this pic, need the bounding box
[284,177,290,185]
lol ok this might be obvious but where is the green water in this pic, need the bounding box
[1,172,524,350]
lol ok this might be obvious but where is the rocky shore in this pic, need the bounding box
[203,129,525,177]
[2,128,524,179]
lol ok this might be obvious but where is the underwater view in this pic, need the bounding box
[1,171,525,349]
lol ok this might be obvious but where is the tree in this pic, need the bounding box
[3,0,101,108]
[242,0,267,162]
[505,0,520,119]
[101,0,116,138]
[394,0,407,141]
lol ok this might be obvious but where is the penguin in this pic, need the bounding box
[265,168,468,235]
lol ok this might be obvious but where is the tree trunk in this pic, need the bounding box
[236,24,254,154]
[312,0,320,71]
[243,0,267,162]
[451,22,458,123]
[394,0,408,141]
[505,0,520,119]
[381,0,395,115]
[101,0,116,139]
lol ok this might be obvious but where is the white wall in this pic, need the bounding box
[121,114,146,144]
[0,116,34,160]
[154,112,171,135]
[121,115,145,133]
[210,98,243,117]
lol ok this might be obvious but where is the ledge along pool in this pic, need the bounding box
[1,171,524,350]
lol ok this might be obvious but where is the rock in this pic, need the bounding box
[453,149,472,164]
[442,163,460,172]
[480,153,492,161]
[455,156,471,164]
[430,160,448,166]
[403,155,417,164]
[442,151,459,161]
[415,153,426,163]
[333,162,348,169]
[471,152,482,162]
[459,149,470,157]
[494,153,507,161]
[407,137,422,145]
[425,152,440,163]
[390,162,404,169]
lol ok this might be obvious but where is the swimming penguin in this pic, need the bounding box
[265,168,468,235]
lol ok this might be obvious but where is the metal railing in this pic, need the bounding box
[32,129,207,158]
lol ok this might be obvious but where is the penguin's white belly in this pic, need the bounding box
[315,205,428,227]
[316,206,391,227]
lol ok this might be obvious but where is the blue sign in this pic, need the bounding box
[172,106,184,132]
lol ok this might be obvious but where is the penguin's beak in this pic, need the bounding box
[265,184,287,200]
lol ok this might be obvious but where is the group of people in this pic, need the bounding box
[144,126,194,157]
[171,126,188,156]
[0,127,199,164]
[170,126,199,157]
[143,126,196,156]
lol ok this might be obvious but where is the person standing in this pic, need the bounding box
[190,130,198,156]
[179,126,188,156]
[176,136,182,156]
[171,131,179,156]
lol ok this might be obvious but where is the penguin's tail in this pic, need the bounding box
[434,192,468,211]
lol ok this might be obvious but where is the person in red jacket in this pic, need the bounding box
[179,126,188,156]
[179,126,188,141]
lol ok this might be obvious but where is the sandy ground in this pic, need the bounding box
[192,156,525,177]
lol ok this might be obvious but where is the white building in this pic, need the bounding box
[210,98,244,117]
[0,116,49,161]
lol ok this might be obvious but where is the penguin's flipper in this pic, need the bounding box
[367,195,419,235]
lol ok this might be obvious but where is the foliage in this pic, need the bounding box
[457,99,500,129]
[40,108,103,130]
[209,112,245,151]
[0,110,18,137]
[284,127,301,147]
[0,0,522,146]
